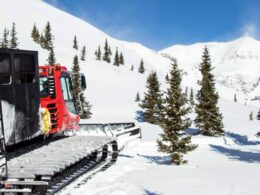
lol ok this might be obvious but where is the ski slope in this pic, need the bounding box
[1,0,260,195]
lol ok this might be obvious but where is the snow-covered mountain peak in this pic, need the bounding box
[160,37,260,97]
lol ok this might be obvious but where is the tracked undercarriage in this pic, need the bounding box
[0,135,118,194]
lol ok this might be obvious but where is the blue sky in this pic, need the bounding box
[44,0,260,50]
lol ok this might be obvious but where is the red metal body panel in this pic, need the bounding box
[39,65,80,134]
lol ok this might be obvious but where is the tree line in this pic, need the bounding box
[0,22,19,49]
[95,39,146,74]
[139,47,224,165]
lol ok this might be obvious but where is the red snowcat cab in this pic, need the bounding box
[39,65,82,135]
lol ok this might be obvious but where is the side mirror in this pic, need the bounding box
[80,73,86,91]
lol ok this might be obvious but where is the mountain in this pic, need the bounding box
[160,37,260,100]
[1,0,259,120]
[0,0,171,121]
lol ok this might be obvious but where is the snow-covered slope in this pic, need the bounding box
[1,0,171,71]
[161,37,260,99]
[0,0,171,120]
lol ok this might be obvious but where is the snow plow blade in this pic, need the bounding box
[79,122,142,150]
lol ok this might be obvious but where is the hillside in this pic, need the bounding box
[161,37,260,100]
[0,0,172,120]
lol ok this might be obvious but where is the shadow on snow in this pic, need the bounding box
[144,189,163,195]
[186,128,200,136]
[135,110,145,122]
[225,131,260,146]
[118,154,134,158]
[137,154,172,165]
[210,144,260,163]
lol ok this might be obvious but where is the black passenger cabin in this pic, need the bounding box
[0,49,40,146]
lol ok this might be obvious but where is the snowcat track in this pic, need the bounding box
[0,136,118,195]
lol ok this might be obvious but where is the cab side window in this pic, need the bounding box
[14,54,35,83]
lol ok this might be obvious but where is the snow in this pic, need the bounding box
[61,100,260,195]
[161,37,260,99]
[1,0,260,195]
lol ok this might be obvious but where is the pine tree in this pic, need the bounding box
[102,39,111,63]
[39,33,45,48]
[43,21,54,50]
[135,92,140,102]
[139,71,163,124]
[119,52,124,65]
[131,65,134,71]
[157,61,197,165]
[165,73,169,82]
[249,111,253,121]
[1,27,9,48]
[73,35,78,50]
[108,46,112,57]
[113,47,120,66]
[10,22,19,49]
[71,55,92,118]
[184,87,188,98]
[190,88,194,106]
[47,47,56,66]
[138,59,145,74]
[234,93,237,102]
[80,46,86,61]
[79,92,92,119]
[95,46,101,60]
[31,23,40,43]
[71,55,82,114]
[195,47,224,136]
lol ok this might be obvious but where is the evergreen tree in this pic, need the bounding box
[157,61,197,165]
[113,47,120,66]
[102,39,111,63]
[39,33,45,48]
[95,46,101,61]
[184,87,188,98]
[108,46,112,57]
[135,92,140,102]
[73,35,78,50]
[249,111,253,121]
[43,21,54,50]
[71,55,82,114]
[138,59,145,74]
[71,55,92,118]
[10,22,19,49]
[47,47,56,66]
[31,23,40,43]
[139,71,163,124]
[119,52,124,65]
[1,27,9,48]
[80,46,86,61]
[79,92,92,119]
[165,73,169,82]
[190,88,194,106]
[234,93,237,102]
[131,65,134,71]
[195,47,224,136]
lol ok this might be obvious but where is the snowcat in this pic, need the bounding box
[0,48,141,194]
